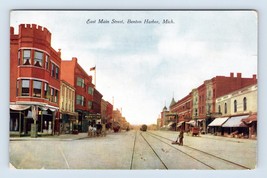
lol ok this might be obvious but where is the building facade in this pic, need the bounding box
[59,80,78,134]
[61,57,95,132]
[10,24,61,136]
[215,84,257,138]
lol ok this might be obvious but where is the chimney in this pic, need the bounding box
[72,57,77,63]
[230,72,234,78]
[237,73,242,78]
[58,49,61,57]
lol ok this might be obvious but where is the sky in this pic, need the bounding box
[10,10,257,125]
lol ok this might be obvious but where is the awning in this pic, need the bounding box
[208,117,229,127]
[222,115,249,127]
[167,122,175,127]
[242,114,257,124]
[177,121,185,127]
[186,120,196,126]
[10,105,31,111]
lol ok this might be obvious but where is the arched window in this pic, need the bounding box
[243,97,247,111]
[234,100,237,112]
[218,105,221,114]
[224,103,227,114]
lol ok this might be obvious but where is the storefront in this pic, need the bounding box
[242,114,257,139]
[222,115,249,138]
[10,104,58,137]
[207,117,229,135]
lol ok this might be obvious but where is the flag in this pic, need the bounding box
[90,66,96,71]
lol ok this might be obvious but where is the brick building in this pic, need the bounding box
[10,24,61,136]
[165,72,257,134]
[61,57,95,132]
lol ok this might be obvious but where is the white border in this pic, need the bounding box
[1,1,266,178]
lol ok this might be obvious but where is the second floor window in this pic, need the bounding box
[234,100,237,113]
[45,55,49,70]
[33,80,42,97]
[21,80,30,96]
[243,97,247,111]
[34,51,43,67]
[44,83,49,99]
[76,95,85,106]
[218,105,221,114]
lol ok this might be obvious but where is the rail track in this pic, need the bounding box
[131,132,250,170]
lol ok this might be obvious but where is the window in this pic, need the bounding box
[88,101,92,109]
[34,51,43,67]
[224,103,227,114]
[45,55,49,70]
[77,77,84,88]
[55,66,59,79]
[234,100,237,113]
[243,97,247,111]
[44,83,49,99]
[51,88,54,102]
[55,90,58,103]
[88,87,94,95]
[16,80,19,96]
[23,50,31,65]
[218,105,221,114]
[76,95,84,106]
[18,50,21,65]
[33,80,42,97]
[21,80,30,96]
[195,109,198,116]
[51,63,55,77]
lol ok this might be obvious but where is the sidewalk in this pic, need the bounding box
[9,133,89,141]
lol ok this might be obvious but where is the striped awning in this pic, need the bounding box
[222,115,249,127]
[10,105,31,111]
[208,117,229,127]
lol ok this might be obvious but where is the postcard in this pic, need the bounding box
[9,10,257,170]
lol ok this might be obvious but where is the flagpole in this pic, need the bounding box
[94,68,96,87]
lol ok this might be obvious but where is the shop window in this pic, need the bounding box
[77,77,85,88]
[234,100,237,113]
[33,80,42,97]
[243,97,247,111]
[34,51,43,67]
[23,49,31,65]
[21,79,30,96]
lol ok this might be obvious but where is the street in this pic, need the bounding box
[9,130,256,169]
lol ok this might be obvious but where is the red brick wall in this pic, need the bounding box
[10,24,61,108]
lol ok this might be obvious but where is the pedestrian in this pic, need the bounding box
[96,122,102,136]
[88,124,93,137]
[178,129,184,146]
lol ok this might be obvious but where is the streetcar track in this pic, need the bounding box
[146,131,251,170]
[130,130,137,169]
[139,132,168,169]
